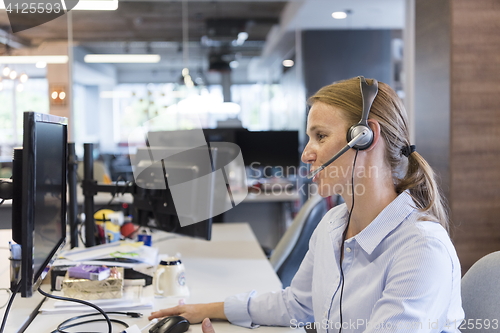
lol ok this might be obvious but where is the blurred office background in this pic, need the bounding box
[0,0,498,274]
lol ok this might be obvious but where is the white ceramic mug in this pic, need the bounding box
[154,257,189,297]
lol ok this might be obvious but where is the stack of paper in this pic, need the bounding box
[57,241,159,268]
[39,285,153,314]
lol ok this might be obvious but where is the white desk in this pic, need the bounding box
[2,224,304,333]
[225,191,300,250]
[0,230,47,333]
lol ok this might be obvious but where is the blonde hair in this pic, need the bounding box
[308,77,449,231]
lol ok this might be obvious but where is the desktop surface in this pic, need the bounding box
[4,224,304,333]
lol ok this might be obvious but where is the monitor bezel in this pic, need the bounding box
[20,112,67,297]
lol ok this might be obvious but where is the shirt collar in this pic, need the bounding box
[327,204,349,233]
[354,191,416,255]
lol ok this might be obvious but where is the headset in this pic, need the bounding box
[307,76,379,179]
[347,76,378,150]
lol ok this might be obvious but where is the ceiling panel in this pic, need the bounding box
[0,1,286,44]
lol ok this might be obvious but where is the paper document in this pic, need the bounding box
[59,241,158,266]
[39,285,153,314]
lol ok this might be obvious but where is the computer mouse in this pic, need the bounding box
[149,315,190,333]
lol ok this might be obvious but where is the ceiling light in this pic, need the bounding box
[9,71,17,80]
[332,11,348,19]
[2,66,10,77]
[282,60,294,67]
[51,91,58,99]
[59,92,66,100]
[36,62,47,68]
[229,61,239,69]
[0,56,68,64]
[84,54,161,63]
[16,83,24,92]
[71,0,118,10]
[19,73,28,83]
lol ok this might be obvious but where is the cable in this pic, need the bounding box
[338,149,359,333]
[140,318,158,331]
[38,287,112,333]
[93,176,125,216]
[0,282,21,333]
[52,311,141,333]
[54,319,128,333]
[78,221,87,247]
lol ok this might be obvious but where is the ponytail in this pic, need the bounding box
[396,152,449,231]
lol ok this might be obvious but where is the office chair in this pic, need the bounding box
[269,193,329,288]
[461,251,500,332]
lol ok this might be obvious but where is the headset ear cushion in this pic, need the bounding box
[347,124,374,150]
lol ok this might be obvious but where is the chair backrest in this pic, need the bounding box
[270,193,328,288]
[461,251,500,332]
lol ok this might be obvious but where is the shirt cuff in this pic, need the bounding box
[224,291,260,329]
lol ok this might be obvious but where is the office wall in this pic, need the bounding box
[415,0,500,273]
[449,0,500,273]
[414,0,451,198]
[302,30,392,99]
[298,30,393,202]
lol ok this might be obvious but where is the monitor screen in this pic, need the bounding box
[14,112,67,297]
[147,128,248,148]
[147,129,300,169]
[235,130,300,168]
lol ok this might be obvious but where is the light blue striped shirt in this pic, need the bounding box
[224,191,464,332]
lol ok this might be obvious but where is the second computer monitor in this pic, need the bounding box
[131,145,220,240]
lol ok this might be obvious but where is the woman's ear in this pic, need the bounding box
[365,119,381,152]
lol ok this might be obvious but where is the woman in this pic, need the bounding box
[149,77,464,332]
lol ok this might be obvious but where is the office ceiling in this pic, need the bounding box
[0,1,289,83]
[0,0,404,84]
[1,1,285,44]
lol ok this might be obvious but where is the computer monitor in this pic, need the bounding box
[147,128,248,148]
[235,130,300,169]
[131,146,221,241]
[11,112,67,297]
[150,129,301,170]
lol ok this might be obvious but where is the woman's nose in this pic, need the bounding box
[301,143,316,164]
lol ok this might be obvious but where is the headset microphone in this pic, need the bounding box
[307,130,368,179]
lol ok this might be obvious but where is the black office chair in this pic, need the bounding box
[269,193,330,288]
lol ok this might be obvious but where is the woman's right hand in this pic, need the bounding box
[148,302,226,324]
